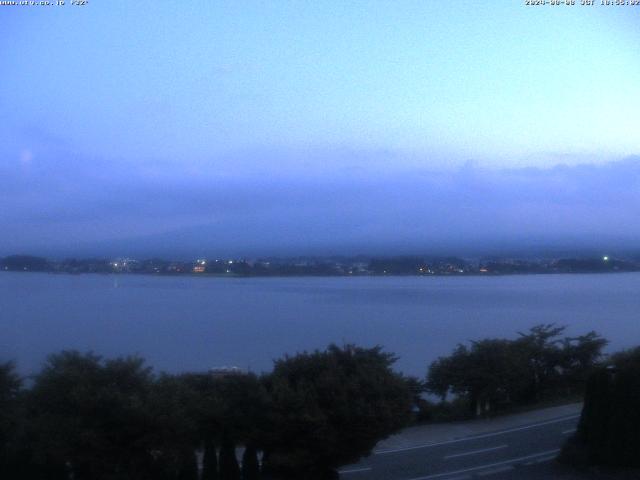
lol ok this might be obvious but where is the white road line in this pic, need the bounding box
[561,428,576,435]
[444,444,508,460]
[338,467,372,474]
[523,454,557,466]
[375,415,579,455]
[533,455,557,464]
[477,465,514,477]
[404,449,560,480]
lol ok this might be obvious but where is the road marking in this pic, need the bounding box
[523,453,557,466]
[477,465,514,477]
[562,428,576,435]
[533,454,557,464]
[405,449,560,480]
[339,467,372,474]
[444,444,507,460]
[375,415,579,455]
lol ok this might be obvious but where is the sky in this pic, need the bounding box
[1,1,640,257]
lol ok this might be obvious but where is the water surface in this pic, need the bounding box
[1,272,638,376]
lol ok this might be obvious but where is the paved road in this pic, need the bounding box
[339,410,581,480]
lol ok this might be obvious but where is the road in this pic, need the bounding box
[339,409,581,480]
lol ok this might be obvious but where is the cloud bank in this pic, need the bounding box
[2,148,639,258]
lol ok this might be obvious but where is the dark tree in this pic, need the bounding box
[147,373,206,478]
[27,351,156,479]
[426,354,457,403]
[219,438,241,480]
[261,344,413,479]
[213,374,269,448]
[176,449,198,480]
[515,324,566,401]
[0,361,24,476]
[426,325,608,418]
[562,346,640,468]
[426,340,528,415]
[559,331,608,390]
[202,438,219,480]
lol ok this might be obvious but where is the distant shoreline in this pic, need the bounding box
[2,269,639,280]
[3,254,639,279]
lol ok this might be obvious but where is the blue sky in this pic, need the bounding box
[1,1,639,255]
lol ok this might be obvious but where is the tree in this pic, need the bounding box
[213,374,269,449]
[426,325,607,417]
[176,449,198,480]
[0,361,24,475]
[426,340,528,415]
[562,346,640,468]
[146,373,205,479]
[219,438,241,480]
[515,324,566,401]
[202,438,219,480]
[425,355,455,403]
[261,344,413,479]
[0,362,20,424]
[242,444,260,480]
[559,331,608,390]
[27,351,156,479]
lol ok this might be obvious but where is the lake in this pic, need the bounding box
[1,272,639,377]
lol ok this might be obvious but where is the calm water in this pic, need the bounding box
[1,272,639,376]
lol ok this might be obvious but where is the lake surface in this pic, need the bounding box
[1,272,639,377]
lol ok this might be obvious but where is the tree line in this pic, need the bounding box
[0,325,619,478]
[424,324,608,418]
[0,345,413,480]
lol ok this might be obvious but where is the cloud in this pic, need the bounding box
[1,148,639,257]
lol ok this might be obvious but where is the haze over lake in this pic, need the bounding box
[2,272,638,377]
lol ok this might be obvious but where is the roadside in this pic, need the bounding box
[374,402,583,454]
[477,461,640,480]
[341,403,639,479]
